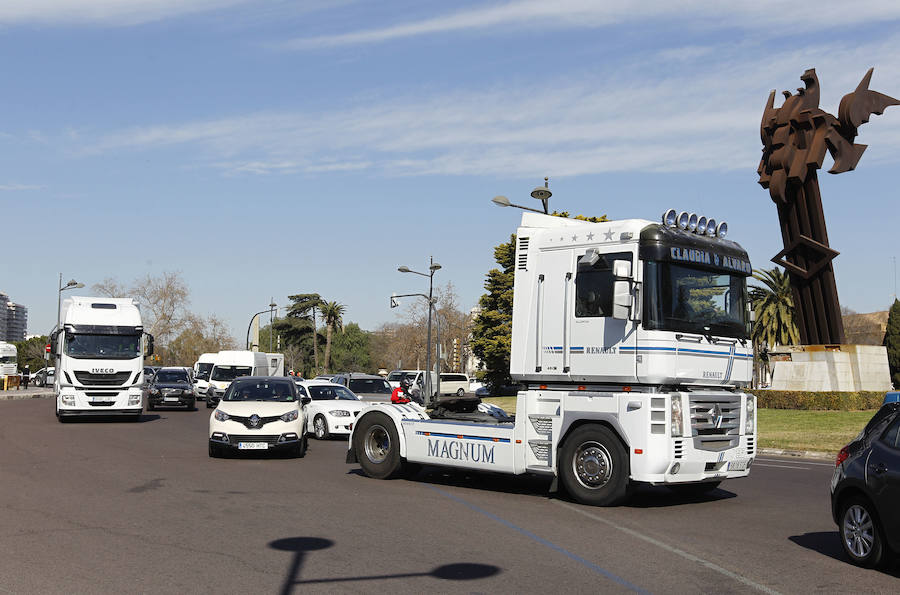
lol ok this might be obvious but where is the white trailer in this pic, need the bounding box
[267,353,285,376]
[0,341,17,378]
[52,297,153,422]
[348,210,757,506]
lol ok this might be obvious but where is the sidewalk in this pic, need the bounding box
[0,386,54,401]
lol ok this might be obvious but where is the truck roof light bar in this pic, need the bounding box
[663,209,729,238]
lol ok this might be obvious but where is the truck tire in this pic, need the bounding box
[559,424,630,506]
[354,412,402,479]
[313,414,330,440]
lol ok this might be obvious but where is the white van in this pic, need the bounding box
[438,373,469,396]
[387,369,424,389]
[193,352,216,399]
[205,351,269,407]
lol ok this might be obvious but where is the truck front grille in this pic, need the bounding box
[689,394,741,452]
[74,371,131,386]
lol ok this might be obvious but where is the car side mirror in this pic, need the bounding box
[300,396,311,406]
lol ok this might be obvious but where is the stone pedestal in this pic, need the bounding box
[769,345,891,391]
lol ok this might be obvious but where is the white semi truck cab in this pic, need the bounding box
[0,341,17,378]
[52,296,153,422]
[348,210,757,505]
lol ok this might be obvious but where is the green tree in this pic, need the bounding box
[329,323,373,372]
[749,267,799,347]
[884,299,900,387]
[320,301,346,373]
[471,235,517,393]
[273,293,324,377]
[13,335,50,372]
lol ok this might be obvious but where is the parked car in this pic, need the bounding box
[438,373,469,396]
[312,374,337,382]
[294,380,368,439]
[831,402,900,568]
[208,376,310,458]
[147,367,195,410]
[32,367,55,387]
[330,373,393,402]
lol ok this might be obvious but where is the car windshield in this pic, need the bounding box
[155,370,189,383]
[223,380,296,402]
[211,366,253,381]
[65,333,142,359]
[387,372,407,382]
[348,378,392,394]
[0,356,16,364]
[644,261,750,339]
[196,362,213,380]
[307,385,359,401]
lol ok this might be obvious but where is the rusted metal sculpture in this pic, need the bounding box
[758,68,898,344]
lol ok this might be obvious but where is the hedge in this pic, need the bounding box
[747,390,884,411]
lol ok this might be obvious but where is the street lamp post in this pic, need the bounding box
[56,273,84,341]
[269,299,277,352]
[492,177,553,215]
[398,256,441,407]
[246,305,284,351]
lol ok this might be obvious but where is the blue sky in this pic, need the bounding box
[2,0,899,339]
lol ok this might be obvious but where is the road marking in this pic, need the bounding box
[756,458,834,467]
[554,500,782,595]
[427,485,649,594]
[753,463,809,470]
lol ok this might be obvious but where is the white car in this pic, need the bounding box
[208,376,310,458]
[295,380,369,440]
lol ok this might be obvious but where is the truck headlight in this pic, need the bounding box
[671,396,683,437]
[329,410,350,417]
[214,410,230,422]
[128,395,141,406]
[280,410,298,422]
[745,395,755,434]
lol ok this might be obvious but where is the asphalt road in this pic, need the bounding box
[1,398,898,594]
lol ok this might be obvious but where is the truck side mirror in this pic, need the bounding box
[612,280,632,319]
[49,330,59,356]
[145,334,155,357]
[612,260,632,279]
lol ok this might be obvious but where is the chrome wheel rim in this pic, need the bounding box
[364,424,391,464]
[573,440,612,489]
[314,417,326,438]
[843,504,875,559]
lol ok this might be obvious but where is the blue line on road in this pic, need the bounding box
[427,485,650,594]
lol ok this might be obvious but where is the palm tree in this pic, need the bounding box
[749,267,799,348]
[320,301,346,373]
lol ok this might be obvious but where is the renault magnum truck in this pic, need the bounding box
[348,209,757,506]
[52,297,153,422]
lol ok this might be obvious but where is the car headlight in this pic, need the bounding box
[280,410,299,422]
[745,395,755,434]
[670,396,683,437]
[149,388,160,395]
[329,410,351,417]
[214,410,230,422]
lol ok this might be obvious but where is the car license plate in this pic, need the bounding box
[164,397,179,402]
[238,442,268,450]
[728,459,749,471]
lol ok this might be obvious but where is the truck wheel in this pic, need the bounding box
[668,481,721,496]
[559,424,630,506]
[840,497,885,568]
[313,415,330,440]
[456,388,465,396]
[354,412,402,479]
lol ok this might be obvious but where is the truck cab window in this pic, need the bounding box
[575,251,632,318]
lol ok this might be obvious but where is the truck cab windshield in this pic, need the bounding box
[64,334,141,359]
[644,261,749,338]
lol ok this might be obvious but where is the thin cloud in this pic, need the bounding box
[0,0,249,26]
[0,184,43,191]
[276,0,900,50]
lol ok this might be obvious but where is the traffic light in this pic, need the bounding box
[452,338,460,371]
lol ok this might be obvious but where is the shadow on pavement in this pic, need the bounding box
[789,532,900,576]
[268,536,501,594]
[623,484,737,508]
[60,414,161,423]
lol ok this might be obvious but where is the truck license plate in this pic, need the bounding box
[728,459,749,471]
[238,442,268,450]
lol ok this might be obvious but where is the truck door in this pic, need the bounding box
[536,249,575,376]
[569,249,637,381]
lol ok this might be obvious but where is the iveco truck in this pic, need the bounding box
[0,341,17,378]
[348,209,757,506]
[52,296,153,422]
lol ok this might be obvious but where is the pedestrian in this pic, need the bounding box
[22,365,30,389]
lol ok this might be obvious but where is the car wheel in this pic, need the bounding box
[354,412,402,479]
[293,436,308,458]
[840,497,885,568]
[314,415,330,440]
[668,481,721,496]
[208,443,221,458]
[558,424,630,506]
[456,388,465,396]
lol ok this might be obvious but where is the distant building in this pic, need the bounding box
[842,310,889,345]
[0,292,28,341]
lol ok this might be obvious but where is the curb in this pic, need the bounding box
[0,390,54,401]
[758,447,834,461]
